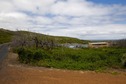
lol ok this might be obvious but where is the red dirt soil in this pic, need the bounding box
[0,52,126,84]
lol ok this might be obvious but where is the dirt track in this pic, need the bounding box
[0,52,126,84]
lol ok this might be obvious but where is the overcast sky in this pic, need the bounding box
[0,0,126,40]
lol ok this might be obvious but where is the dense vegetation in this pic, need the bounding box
[16,47,126,70]
[17,31,87,44]
[1,28,126,71]
[0,28,14,44]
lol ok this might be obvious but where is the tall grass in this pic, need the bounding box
[16,47,126,70]
[0,29,14,44]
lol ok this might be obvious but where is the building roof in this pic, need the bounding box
[89,42,108,45]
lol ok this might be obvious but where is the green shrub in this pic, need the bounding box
[16,47,126,70]
[17,48,34,64]
[17,47,51,64]
[121,53,126,67]
[35,49,51,60]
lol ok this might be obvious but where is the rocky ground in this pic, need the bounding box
[0,52,126,84]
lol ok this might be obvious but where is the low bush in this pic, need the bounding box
[17,47,50,64]
[16,47,126,70]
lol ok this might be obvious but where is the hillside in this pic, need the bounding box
[0,28,88,44]
[53,36,88,44]
[0,28,14,44]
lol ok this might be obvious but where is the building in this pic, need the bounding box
[88,42,109,48]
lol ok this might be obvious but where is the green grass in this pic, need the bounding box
[16,47,126,70]
[110,71,120,75]
[0,28,14,44]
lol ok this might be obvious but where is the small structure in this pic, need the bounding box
[61,43,88,48]
[89,42,109,48]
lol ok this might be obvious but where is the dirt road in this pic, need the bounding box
[0,52,126,84]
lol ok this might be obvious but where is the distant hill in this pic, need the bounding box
[0,28,15,44]
[0,28,89,44]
